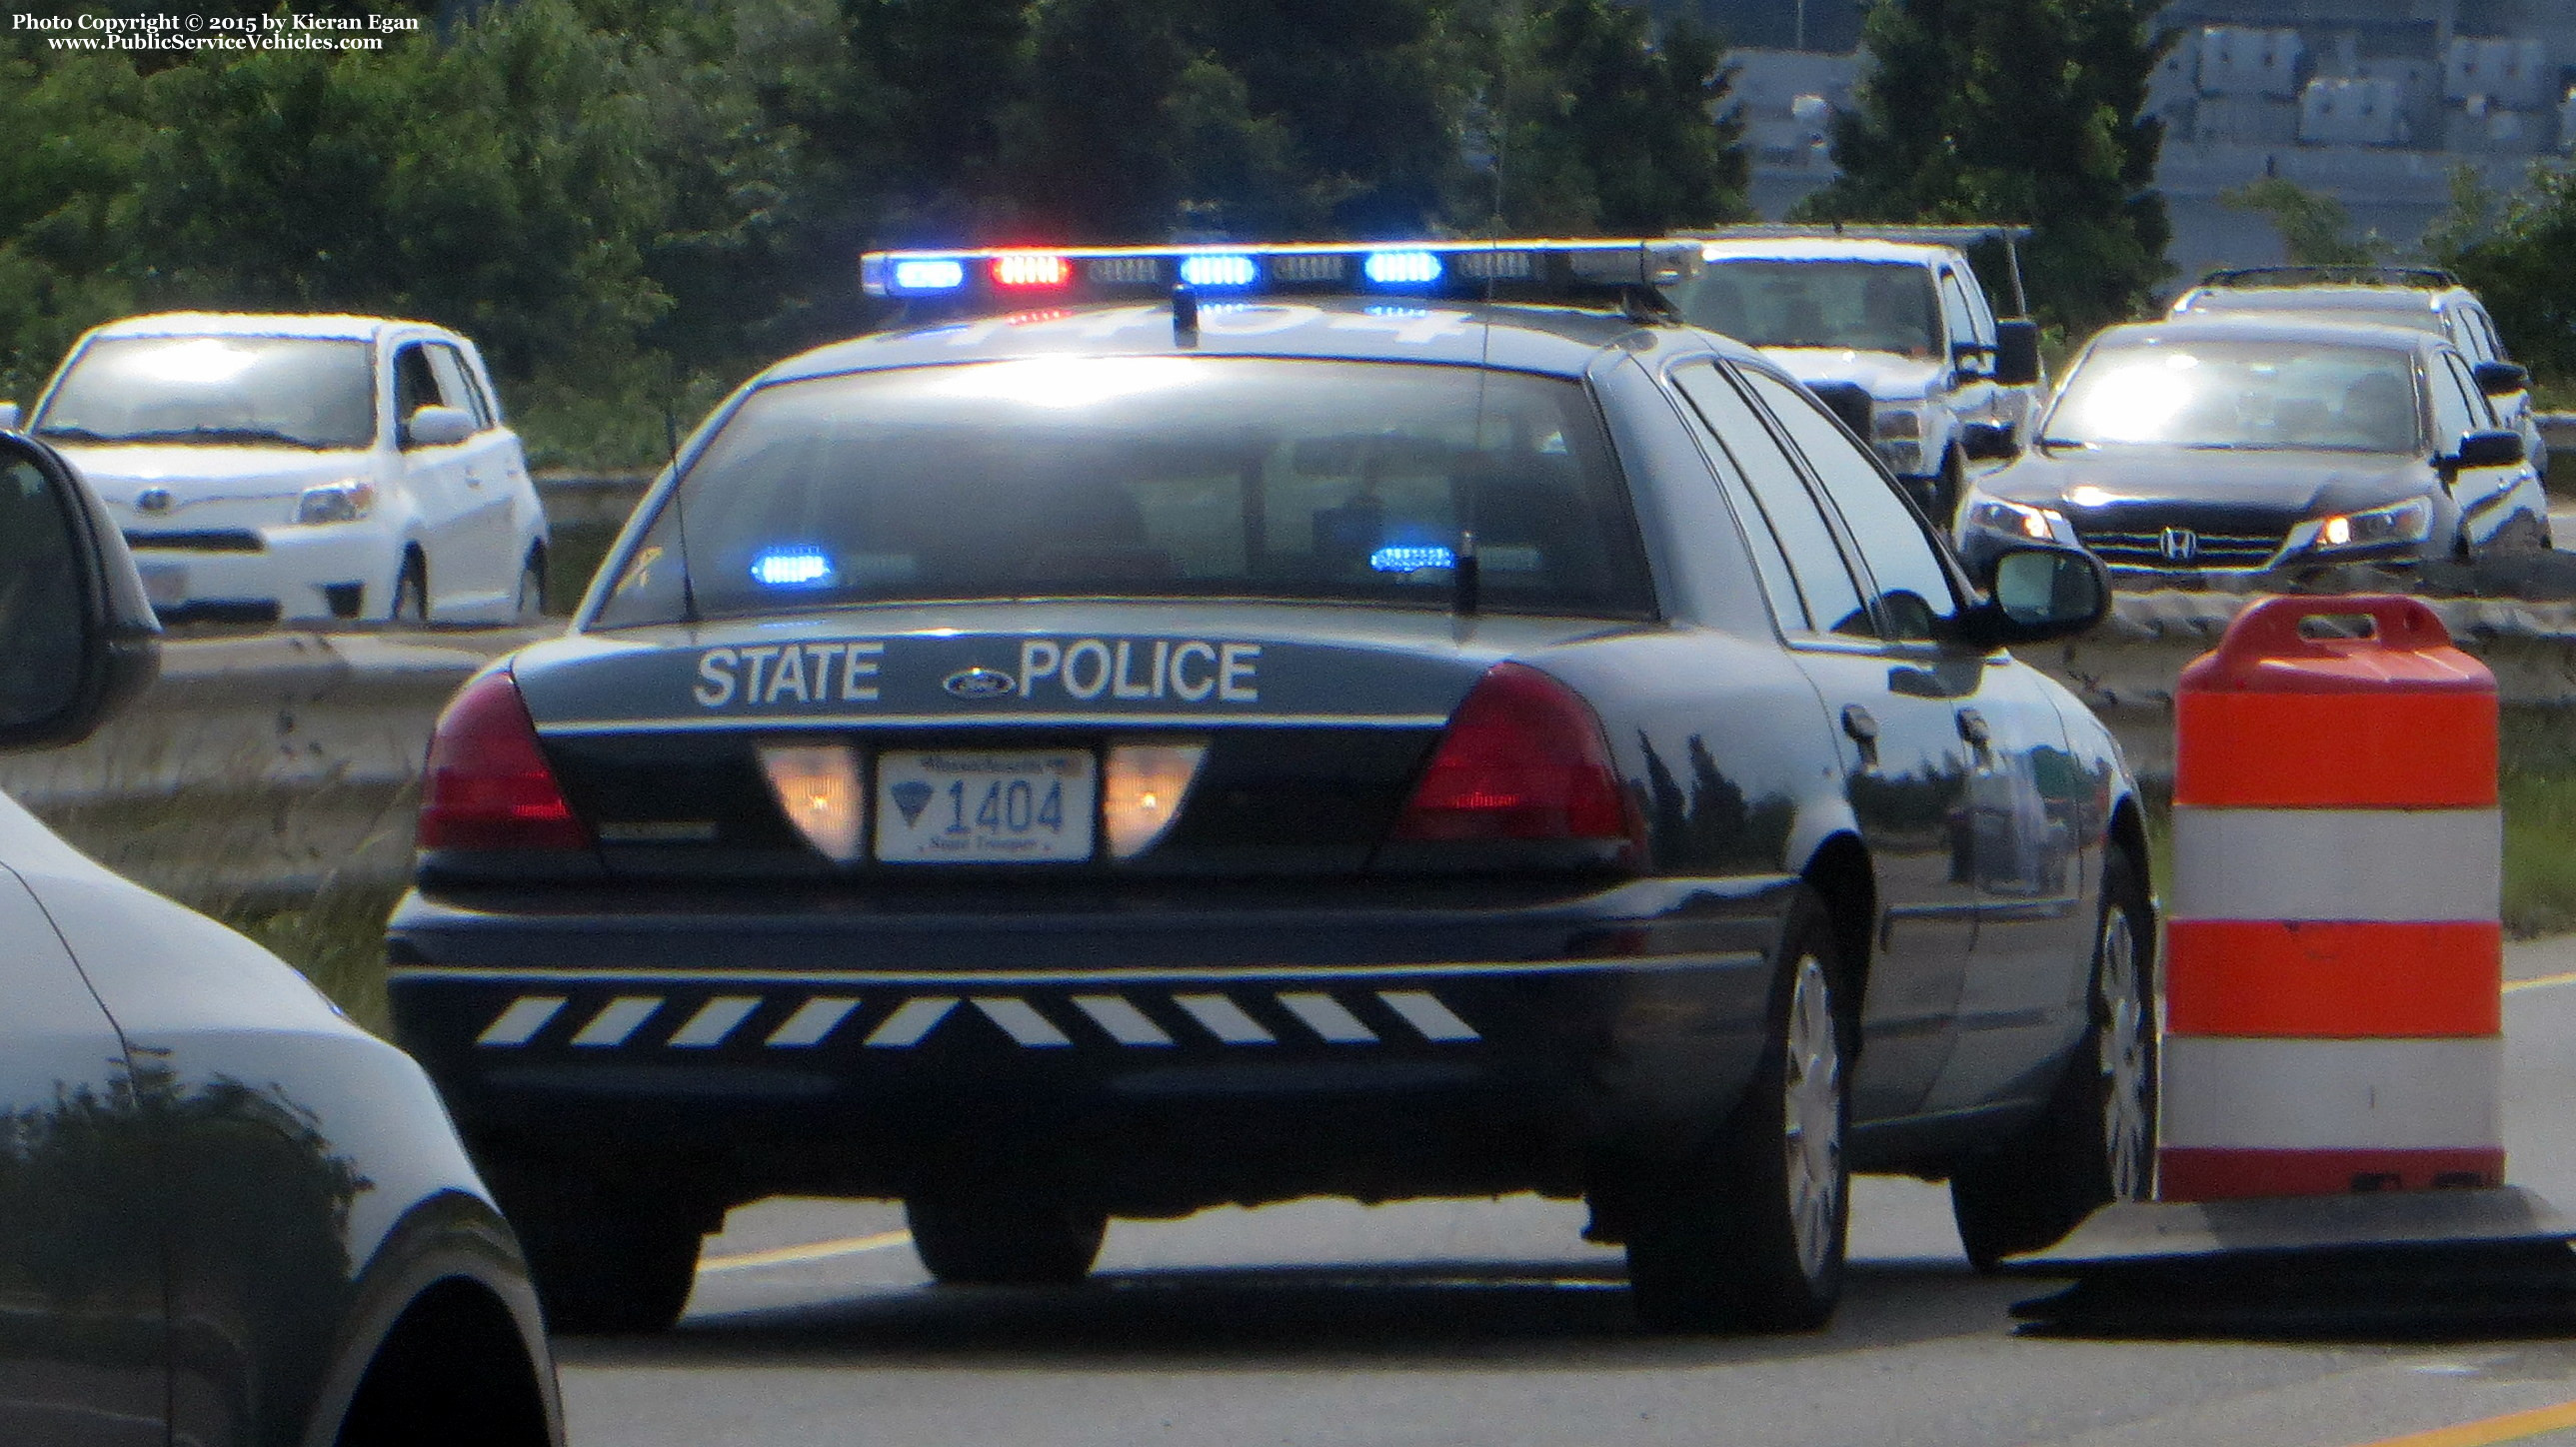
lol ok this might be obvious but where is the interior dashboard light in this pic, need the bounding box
[991,253,1072,288]
[758,743,864,862]
[295,480,376,525]
[1179,254,1258,288]
[1104,739,1208,859]
[1363,250,1443,286]
[750,547,836,588]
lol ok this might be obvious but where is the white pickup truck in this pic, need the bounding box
[1669,225,2045,526]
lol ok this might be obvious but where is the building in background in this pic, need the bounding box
[1727,0,2576,291]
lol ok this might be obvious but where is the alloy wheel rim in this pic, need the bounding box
[1782,953,1844,1279]
[2097,908,2151,1201]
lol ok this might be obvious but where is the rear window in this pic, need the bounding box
[594,356,1653,625]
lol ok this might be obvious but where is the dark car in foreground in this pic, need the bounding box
[1956,316,2548,583]
[0,433,560,1446]
[384,240,2153,1337]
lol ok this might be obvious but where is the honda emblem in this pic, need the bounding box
[2159,527,2198,563]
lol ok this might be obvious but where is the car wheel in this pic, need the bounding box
[389,551,428,626]
[1950,845,2156,1272]
[510,1200,702,1334]
[1624,885,1849,1333]
[514,548,547,620]
[906,1190,1107,1285]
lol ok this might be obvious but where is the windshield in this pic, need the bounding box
[596,356,1653,625]
[1671,260,1940,358]
[2042,338,2424,453]
[36,335,376,450]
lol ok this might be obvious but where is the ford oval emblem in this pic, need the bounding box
[135,488,173,515]
[944,666,1017,701]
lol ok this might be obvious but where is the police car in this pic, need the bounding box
[384,240,2153,1335]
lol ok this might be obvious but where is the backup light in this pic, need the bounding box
[892,258,966,292]
[751,548,836,588]
[1364,250,1443,286]
[1179,254,1259,288]
[992,253,1072,288]
[760,743,865,863]
[1104,739,1208,859]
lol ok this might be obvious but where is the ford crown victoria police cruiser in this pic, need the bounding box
[384,240,2151,1336]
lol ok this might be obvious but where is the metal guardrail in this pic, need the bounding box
[7,598,2576,906]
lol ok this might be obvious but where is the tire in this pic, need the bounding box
[505,1195,702,1334]
[388,551,428,626]
[1950,845,2156,1272]
[1623,885,1850,1333]
[513,547,547,620]
[906,1190,1106,1286]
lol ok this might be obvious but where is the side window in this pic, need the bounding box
[2441,353,2497,432]
[2427,356,2478,448]
[424,345,491,430]
[1936,270,1979,357]
[1741,368,1962,643]
[1671,364,1871,638]
[392,344,440,431]
[2474,309,2509,364]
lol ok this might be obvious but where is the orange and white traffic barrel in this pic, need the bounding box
[2160,595,2501,1203]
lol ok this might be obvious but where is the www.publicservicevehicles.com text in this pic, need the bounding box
[13,11,417,49]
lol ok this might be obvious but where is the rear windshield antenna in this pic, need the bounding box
[1171,284,1199,346]
[1453,530,1480,616]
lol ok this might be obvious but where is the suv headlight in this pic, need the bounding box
[296,480,376,526]
[2313,497,2432,553]
[1965,496,2069,543]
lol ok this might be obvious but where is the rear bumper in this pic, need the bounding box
[386,875,1791,1211]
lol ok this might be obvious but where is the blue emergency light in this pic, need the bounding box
[860,239,1701,306]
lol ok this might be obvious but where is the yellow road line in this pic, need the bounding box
[697,1229,912,1273]
[2505,970,2576,993]
[2351,1397,2576,1447]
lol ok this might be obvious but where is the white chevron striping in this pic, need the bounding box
[765,996,862,1048]
[477,996,567,1047]
[1073,994,1175,1046]
[865,996,959,1047]
[974,996,1074,1047]
[1277,991,1378,1043]
[571,996,664,1047]
[668,995,763,1048]
[1174,993,1276,1044]
[1378,989,1479,1041]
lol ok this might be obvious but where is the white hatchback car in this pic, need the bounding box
[1,312,549,625]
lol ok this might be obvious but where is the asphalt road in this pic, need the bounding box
[549,936,2576,1447]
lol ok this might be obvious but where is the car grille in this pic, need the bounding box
[2077,527,2286,569]
[125,529,266,554]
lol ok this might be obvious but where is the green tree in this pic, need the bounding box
[2426,163,2576,382]
[1477,0,1747,235]
[2218,176,2379,267]
[1795,0,2171,333]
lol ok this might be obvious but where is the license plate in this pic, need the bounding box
[874,750,1096,863]
[138,562,187,609]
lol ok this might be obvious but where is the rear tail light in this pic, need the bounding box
[417,668,590,851]
[1391,663,1639,852]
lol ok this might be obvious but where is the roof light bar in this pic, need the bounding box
[861,239,1701,304]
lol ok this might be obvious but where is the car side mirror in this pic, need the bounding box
[2472,361,2530,397]
[0,402,20,432]
[404,404,475,449]
[2448,428,2525,471]
[1960,543,2108,648]
[1958,420,2019,462]
[1991,320,2043,387]
[1807,381,1874,440]
[0,435,160,749]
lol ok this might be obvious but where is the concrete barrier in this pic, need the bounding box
[10,594,2576,902]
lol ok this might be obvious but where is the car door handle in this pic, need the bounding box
[1955,709,1990,745]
